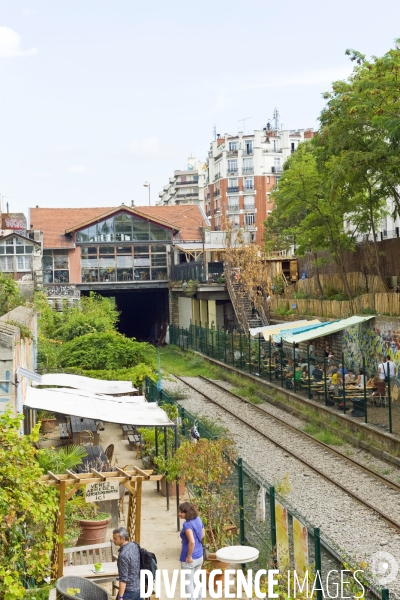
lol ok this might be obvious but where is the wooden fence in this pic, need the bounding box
[288,272,387,297]
[271,292,400,318]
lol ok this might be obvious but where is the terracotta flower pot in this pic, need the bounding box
[160,476,185,498]
[205,555,231,592]
[40,418,57,433]
[76,516,111,546]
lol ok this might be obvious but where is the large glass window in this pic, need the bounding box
[75,213,171,243]
[42,249,69,283]
[80,244,168,282]
[0,237,35,272]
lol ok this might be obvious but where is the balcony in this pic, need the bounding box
[214,189,221,198]
[227,149,238,156]
[263,148,283,153]
[226,168,238,175]
[243,148,253,155]
[214,151,223,161]
[176,180,198,186]
[242,167,254,174]
[228,204,239,212]
[243,186,254,193]
[244,204,255,211]
[227,186,239,193]
[271,166,283,173]
[214,173,222,181]
[176,192,199,198]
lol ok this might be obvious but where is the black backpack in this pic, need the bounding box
[134,542,157,587]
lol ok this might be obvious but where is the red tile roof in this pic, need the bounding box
[30,204,206,248]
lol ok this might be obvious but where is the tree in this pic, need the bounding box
[58,331,156,370]
[0,411,58,598]
[266,141,361,303]
[0,272,24,317]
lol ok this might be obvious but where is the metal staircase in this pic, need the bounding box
[225,263,269,332]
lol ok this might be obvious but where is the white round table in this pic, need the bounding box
[215,546,259,594]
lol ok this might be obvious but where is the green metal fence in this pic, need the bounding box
[145,376,388,599]
[169,323,400,436]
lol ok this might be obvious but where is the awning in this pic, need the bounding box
[31,373,137,395]
[43,388,146,404]
[24,386,174,427]
[175,242,226,257]
[250,320,322,341]
[272,320,337,343]
[249,320,309,337]
[282,315,375,344]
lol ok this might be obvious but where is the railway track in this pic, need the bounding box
[175,374,400,532]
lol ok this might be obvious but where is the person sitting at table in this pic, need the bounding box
[283,360,294,387]
[275,357,291,379]
[355,369,366,388]
[313,364,323,382]
[329,369,339,396]
[345,370,356,384]
[372,376,386,405]
[308,359,316,377]
[302,365,308,379]
[338,363,348,376]
[366,374,377,388]
[327,363,338,376]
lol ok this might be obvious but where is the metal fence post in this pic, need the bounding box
[293,342,296,392]
[180,406,186,437]
[224,330,227,365]
[238,458,245,546]
[381,589,389,600]
[258,333,261,377]
[211,328,214,358]
[388,371,392,434]
[248,331,251,374]
[270,486,277,551]
[175,426,180,531]
[217,326,220,361]
[155,427,159,492]
[231,331,234,367]
[240,332,243,370]
[362,357,368,424]
[269,336,272,383]
[164,426,169,510]
[280,337,284,388]
[314,527,323,600]
[307,345,311,400]
[323,356,328,405]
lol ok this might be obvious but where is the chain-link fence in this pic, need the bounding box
[146,376,389,599]
[169,324,400,436]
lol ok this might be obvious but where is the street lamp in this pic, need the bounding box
[143,181,150,206]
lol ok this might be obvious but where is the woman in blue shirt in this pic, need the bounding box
[179,502,204,600]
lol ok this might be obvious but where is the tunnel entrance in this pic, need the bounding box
[81,288,169,342]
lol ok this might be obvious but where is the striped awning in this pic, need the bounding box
[282,315,375,344]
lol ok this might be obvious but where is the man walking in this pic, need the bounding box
[113,527,141,600]
[386,355,397,386]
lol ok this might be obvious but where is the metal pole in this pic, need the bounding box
[231,331,234,366]
[258,333,261,377]
[155,428,159,492]
[269,336,272,383]
[217,326,220,361]
[248,331,251,374]
[293,342,296,392]
[323,355,328,405]
[240,331,243,370]
[280,337,284,388]
[164,426,169,510]
[269,486,277,550]
[224,329,227,365]
[388,369,392,434]
[362,357,368,424]
[314,528,323,600]
[342,352,346,414]
[307,345,311,400]
[238,458,245,545]
[382,590,389,600]
[175,426,180,532]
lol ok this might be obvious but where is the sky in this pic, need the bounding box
[0,0,400,219]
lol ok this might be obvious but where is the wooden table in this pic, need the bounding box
[69,416,99,446]
[77,445,109,473]
[63,561,118,583]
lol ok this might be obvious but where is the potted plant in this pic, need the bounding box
[37,410,57,434]
[66,495,111,546]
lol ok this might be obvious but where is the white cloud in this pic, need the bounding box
[68,165,92,174]
[0,26,37,58]
[48,145,79,159]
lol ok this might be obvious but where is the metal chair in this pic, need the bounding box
[77,430,94,446]
[104,443,114,464]
[56,576,108,599]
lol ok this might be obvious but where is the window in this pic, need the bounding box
[75,214,171,243]
[244,195,255,210]
[245,213,255,226]
[228,196,239,211]
[243,158,254,173]
[229,178,238,187]
[0,237,35,272]
[244,177,254,190]
[274,157,281,167]
[227,159,238,173]
[244,140,253,154]
[229,141,238,151]
[42,249,69,283]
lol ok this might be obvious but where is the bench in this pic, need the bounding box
[121,425,134,438]
[59,423,70,439]
[128,433,142,457]
[64,541,117,566]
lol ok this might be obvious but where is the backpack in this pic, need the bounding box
[134,542,157,588]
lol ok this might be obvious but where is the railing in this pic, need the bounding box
[176,193,199,198]
[214,173,222,181]
[227,186,239,193]
[227,149,238,156]
[244,204,255,210]
[175,180,198,186]
[214,189,221,197]
[225,261,249,332]
[207,261,224,282]
[228,204,239,212]
[243,185,254,192]
[271,165,283,173]
[242,167,254,173]
[227,168,238,175]
[170,262,205,282]
[243,148,253,155]
[263,148,283,153]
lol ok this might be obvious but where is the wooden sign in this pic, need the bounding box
[85,481,120,502]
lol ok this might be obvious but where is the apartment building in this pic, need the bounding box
[204,126,315,244]
[157,157,206,207]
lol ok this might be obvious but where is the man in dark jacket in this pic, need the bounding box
[113,527,141,600]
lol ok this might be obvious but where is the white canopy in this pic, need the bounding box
[32,373,137,395]
[43,388,146,404]
[282,315,375,344]
[249,320,309,337]
[25,386,174,427]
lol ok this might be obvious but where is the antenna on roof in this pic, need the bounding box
[238,116,253,134]
[273,108,280,132]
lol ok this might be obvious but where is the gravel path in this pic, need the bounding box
[163,375,400,595]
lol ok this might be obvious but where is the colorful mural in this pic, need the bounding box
[343,318,400,379]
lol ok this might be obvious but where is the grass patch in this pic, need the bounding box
[233,385,263,404]
[156,346,220,378]
[303,423,343,446]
